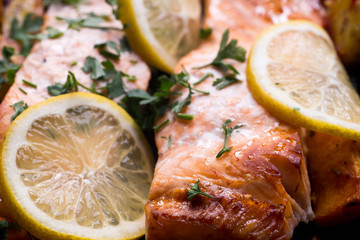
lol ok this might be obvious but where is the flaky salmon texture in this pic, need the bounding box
[146,0,324,239]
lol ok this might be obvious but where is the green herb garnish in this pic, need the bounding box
[34,26,63,40]
[193,73,213,86]
[187,180,213,200]
[0,46,21,85]
[212,75,241,90]
[19,87,27,94]
[48,71,98,96]
[94,41,121,60]
[200,27,212,39]
[10,13,44,55]
[82,56,106,79]
[22,79,37,88]
[216,119,244,158]
[196,29,245,74]
[120,36,131,52]
[161,135,172,149]
[70,61,78,66]
[106,71,125,99]
[153,119,169,132]
[11,101,29,121]
[57,13,126,32]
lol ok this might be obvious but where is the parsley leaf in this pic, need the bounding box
[187,180,213,200]
[193,72,213,86]
[216,119,245,158]
[57,13,125,32]
[200,27,212,39]
[48,71,98,96]
[10,13,44,55]
[153,119,169,132]
[212,75,241,90]
[11,101,29,121]
[106,71,125,99]
[0,46,21,86]
[195,29,246,75]
[120,36,131,52]
[35,26,63,40]
[82,56,106,79]
[161,135,172,149]
[94,41,121,60]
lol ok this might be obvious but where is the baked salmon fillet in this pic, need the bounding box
[146,0,324,239]
[0,0,151,143]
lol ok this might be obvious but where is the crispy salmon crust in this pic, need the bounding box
[305,131,360,226]
[146,0,324,239]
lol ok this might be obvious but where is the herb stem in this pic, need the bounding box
[153,119,169,132]
[194,73,214,85]
[22,79,37,88]
[176,113,194,120]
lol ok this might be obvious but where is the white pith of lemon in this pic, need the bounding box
[0,92,154,240]
[247,20,360,141]
[119,0,201,73]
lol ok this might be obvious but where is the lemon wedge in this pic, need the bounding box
[0,92,154,240]
[247,20,360,141]
[119,0,201,73]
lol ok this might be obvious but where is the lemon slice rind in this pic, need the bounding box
[0,92,154,240]
[119,0,201,73]
[247,20,360,141]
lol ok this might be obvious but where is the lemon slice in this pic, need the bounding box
[119,0,201,73]
[247,20,360,141]
[0,92,154,240]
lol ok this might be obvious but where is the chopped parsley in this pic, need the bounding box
[22,79,37,88]
[195,29,246,90]
[0,46,21,85]
[120,36,131,52]
[10,13,44,55]
[153,119,169,132]
[34,26,63,40]
[70,61,78,66]
[47,71,97,96]
[82,56,106,80]
[187,180,213,200]
[94,41,121,60]
[106,71,125,99]
[193,73,213,86]
[200,27,212,39]
[216,119,244,158]
[121,72,137,81]
[105,0,120,19]
[196,29,246,75]
[57,13,126,32]
[19,87,27,94]
[161,135,172,149]
[212,75,241,90]
[11,101,29,121]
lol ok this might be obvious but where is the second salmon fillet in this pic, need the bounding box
[146,0,324,239]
